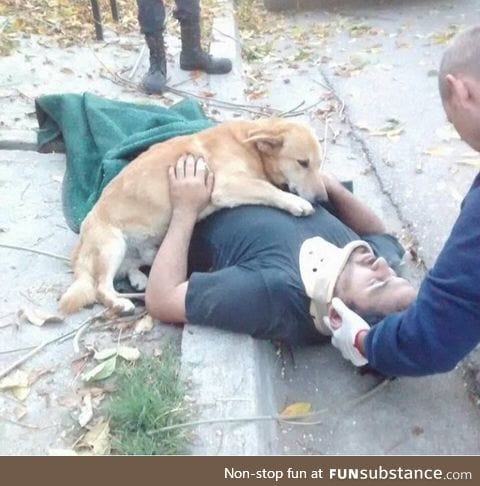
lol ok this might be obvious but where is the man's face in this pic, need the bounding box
[442,75,480,152]
[335,247,416,318]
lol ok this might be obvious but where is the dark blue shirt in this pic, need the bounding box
[186,204,404,345]
[365,173,480,376]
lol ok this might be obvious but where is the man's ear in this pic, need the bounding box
[243,130,284,155]
[327,304,342,330]
[446,74,470,104]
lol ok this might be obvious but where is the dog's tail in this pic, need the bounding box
[59,242,97,314]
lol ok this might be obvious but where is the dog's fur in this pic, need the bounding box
[59,117,326,315]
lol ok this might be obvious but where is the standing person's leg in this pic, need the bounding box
[174,0,232,74]
[136,0,167,94]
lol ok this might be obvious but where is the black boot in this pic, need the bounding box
[179,20,232,74]
[142,32,167,94]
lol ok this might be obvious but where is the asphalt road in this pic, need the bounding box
[243,0,480,454]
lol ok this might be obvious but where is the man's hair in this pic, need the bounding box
[439,26,480,100]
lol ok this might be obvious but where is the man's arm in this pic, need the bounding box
[323,173,386,235]
[145,155,214,322]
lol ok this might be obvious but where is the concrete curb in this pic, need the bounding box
[0,129,37,151]
[179,0,276,455]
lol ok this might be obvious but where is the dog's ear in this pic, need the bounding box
[243,131,284,155]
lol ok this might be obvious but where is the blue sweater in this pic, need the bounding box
[365,172,480,376]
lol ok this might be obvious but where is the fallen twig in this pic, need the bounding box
[0,310,106,380]
[0,243,69,262]
[103,309,147,327]
[129,43,146,79]
[0,414,44,430]
[147,378,391,434]
[0,322,15,330]
[278,100,306,118]
[279,378,391,426]
[338,97,346,121]
[212,27,243,47]
[73,321,93,354]
[166,86,278,117]
[282,96,329,119]
[0,345,37,356]
[13,88,33,102]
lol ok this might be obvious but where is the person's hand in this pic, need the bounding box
[168,154,214,218]
[323,297,370,367]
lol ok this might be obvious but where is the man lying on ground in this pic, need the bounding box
[145,156,416,349]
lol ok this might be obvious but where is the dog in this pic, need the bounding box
[59,117,327,315]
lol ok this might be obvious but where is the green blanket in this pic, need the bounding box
[36,93,214,233]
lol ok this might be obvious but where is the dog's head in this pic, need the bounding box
[245,119,327,203]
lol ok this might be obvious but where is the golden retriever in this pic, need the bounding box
[59,117,327,315]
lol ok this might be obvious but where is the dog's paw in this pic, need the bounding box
[284,194,314,217]
[112,298,136,316]
[128,268,148,291]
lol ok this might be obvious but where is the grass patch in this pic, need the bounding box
[108,344,187,455]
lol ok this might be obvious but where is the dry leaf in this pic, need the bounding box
[461,150,480,159]
[28,368,53,385]
[0,370,29,390]
[0,367,51,400]
[78,393,93,427]
[357,119,404,139]
[94,346,140,362]
[14,405,28,420]
[280,401,312,417]
[57,392,82,409]
[1,369,50,400]
[71,355,90,375]
[422,145,454,157]
[456,159,480,169]
[94,348,117,361]
[349,52,371,69]
[199,90,216,98]
[17,307,63,327]
[12,386,30,401]
[334,62,362,77]
[134,314,154,334]
[117,346,140,362]
[435,124,460,142]
[430,26,459,45]
[86,385,113,397]
[0,370,30,399]
[349,23,376,38]
[395,39,412,49]
[82,356,117,382]
[83,420,111,455]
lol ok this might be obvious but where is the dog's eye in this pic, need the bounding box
[297,159,309,168]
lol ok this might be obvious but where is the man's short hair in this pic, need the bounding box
[439,26,480,100]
